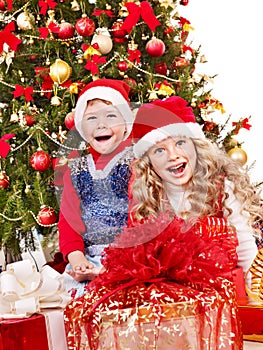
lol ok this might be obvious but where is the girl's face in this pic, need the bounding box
[82,100,126,154]
[147,136,197,187]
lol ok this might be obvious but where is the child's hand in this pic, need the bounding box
[67,265,103,282]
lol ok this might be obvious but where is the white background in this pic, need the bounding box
[180,0,263,185]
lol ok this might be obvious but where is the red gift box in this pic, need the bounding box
[238,303,263,342]
[0,314,49,350]
[0,310,68,350]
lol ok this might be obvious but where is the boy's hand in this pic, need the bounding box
[66,265,103,282]
[66,250,103,282]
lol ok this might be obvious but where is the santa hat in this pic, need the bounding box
[74,79,134,141]
[133,96,205,158]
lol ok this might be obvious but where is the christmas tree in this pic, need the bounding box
[0,0,251,257]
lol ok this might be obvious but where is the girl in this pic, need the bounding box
[64,96,262,349]
[131,95,261,278]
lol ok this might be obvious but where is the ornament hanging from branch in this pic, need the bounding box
[49,59,72,84]
[91,28,113,55]
[0,171,10,189]
[30,149,51,172]
[75,14,95,37]
[37,205,57,226]
[146,37,165,57]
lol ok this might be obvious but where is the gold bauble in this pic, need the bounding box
[227,147,247,166]
[49,59,72,84]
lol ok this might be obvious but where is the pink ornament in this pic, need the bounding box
[146,37,165,57]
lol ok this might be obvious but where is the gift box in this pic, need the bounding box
[237,248,263,342]
[238,303,263,342]
[97,301,209,350]
[0,310,68,350]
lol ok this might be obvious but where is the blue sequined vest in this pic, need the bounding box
[69,147,133,256]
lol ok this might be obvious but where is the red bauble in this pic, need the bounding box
[58,21,75,39]
[180,0,189,5]
[37,206,57,225]
[123,77,137,95]
[24,115,36,126]
[0,171,9,189]
[64,111,75,130]
[117,61,128,72]
[155,62,168,75]
[0,0,6,11]
[113,37,127,44]
[30,149,51,172]
[111,20,127,38]
[146,37,165,57]
[75,14,95,37]
[172,57,190,69]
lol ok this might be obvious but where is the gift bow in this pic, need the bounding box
[0,259,71,318]
[121,1,161,34]
[0,22,22,54]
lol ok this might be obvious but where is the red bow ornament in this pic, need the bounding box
[84,54,107,76]
[0,22,22,54]
[0,134,15,158]
[12,84,34,102]
[38,0,57,15]
[121,1,161,34]
[92,9,114,18]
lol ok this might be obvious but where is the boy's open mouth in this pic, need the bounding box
[95,135,112,142]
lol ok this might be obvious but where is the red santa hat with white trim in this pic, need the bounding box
[133,96,205,158]
[74,78,134,141]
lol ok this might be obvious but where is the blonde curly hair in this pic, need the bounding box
[131,137,263,229]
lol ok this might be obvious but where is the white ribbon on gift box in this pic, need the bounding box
[0,259,71,318]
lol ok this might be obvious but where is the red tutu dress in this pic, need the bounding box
[64,213,243,350]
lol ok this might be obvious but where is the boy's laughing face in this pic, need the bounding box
[82,99,127,154]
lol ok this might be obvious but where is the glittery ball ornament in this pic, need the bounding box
[227,147,247,166]
[49,59,72,84]
[146,37,165,57]
[75,14,95,37]
[91,29,113,55]
[37,206,57,225]
[30,149,51,171]
[16,12,35,30]
[58,20,75,39]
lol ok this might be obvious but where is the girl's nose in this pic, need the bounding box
[167,145,180,160]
